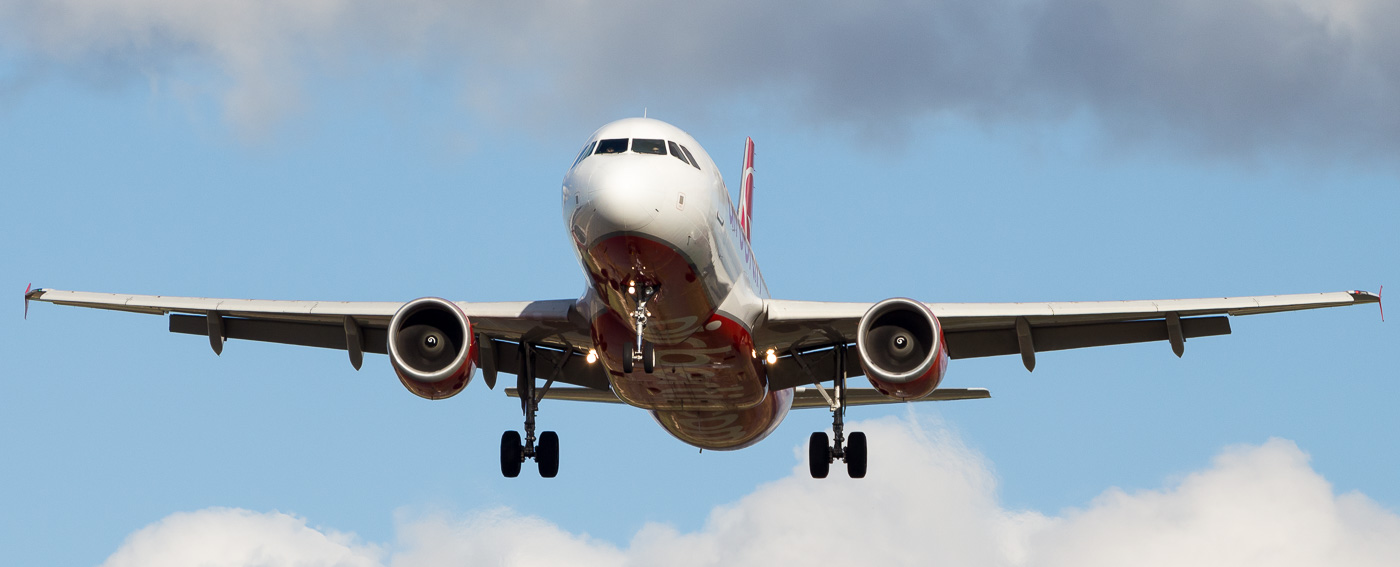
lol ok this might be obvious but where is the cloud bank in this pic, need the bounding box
[101,417,1400,567]
[2,0,1398,158]
[102,507,381,567]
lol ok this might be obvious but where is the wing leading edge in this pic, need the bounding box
[24,288,606,388]
[25,288,1379,393]
[760,291,1379,390]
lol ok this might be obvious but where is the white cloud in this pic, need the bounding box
[100,507,382,567]
[389,509,625,567]
[101,417,1400,567]
[2,1,1397,158]
[1025,438,1400,567]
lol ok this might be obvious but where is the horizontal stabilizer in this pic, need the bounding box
[506,386,990,408]
[791,387,990,409]
[506,387,620,404]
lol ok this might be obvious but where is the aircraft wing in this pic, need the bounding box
[23,288,606,388]
[759,291,1380,390]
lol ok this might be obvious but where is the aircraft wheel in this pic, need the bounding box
[808,432,830,479]
[500,431,522,478]
[846,431,867,479]
[623,343,635,373]
[642,341,655,373]
[537,431,560,478]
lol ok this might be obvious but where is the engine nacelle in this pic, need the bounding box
[387,297,477,400]
[856,298,948,400]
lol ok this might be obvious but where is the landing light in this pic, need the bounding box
[586,349,598,364]
[765,348,777,365]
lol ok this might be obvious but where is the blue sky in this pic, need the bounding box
[2,1,1398,565]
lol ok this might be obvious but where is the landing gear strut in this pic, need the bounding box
[809,343,867,479]
[623,284,656,374]
[501,342,559,478]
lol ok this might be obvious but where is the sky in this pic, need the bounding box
[1,1,1397,565]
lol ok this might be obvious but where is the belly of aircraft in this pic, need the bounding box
[577,216,786,447]
[583,231,768,408]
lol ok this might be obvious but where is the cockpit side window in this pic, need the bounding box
[572,141,596,168]
[678,144,701,170]
[633,138,666,155]
[667,141,689,165]
[596,138,629,154]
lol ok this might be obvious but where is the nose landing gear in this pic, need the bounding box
[622,283,656,374]
[624,340,655,374]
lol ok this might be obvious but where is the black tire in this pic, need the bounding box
[808,432,830,479]
[623,343,635,373]
[538,431,560,478]
[642,341,655,373]
[846,431,867,479]
[500,431,522,478]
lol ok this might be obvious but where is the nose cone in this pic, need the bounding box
[587,159,666,231]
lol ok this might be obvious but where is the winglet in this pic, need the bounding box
[1348,288,1383,322]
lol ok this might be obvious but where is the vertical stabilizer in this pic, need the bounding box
[738,137,755,242]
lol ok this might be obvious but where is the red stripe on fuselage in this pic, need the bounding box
[739,137,754,241]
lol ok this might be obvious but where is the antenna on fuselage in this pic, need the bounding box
[643,107,648,118]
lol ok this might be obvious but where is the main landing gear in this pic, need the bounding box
[808,344,867,479]
[622,283,656,374]
[501,342,560,478]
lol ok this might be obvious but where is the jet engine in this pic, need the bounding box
[856,298,948,400]
[387,297,477,399]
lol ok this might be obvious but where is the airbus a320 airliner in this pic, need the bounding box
[26,118,1380,479]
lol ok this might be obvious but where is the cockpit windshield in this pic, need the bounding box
[579,137,701,171]
[595,138,629,154]
[632,139,666,155]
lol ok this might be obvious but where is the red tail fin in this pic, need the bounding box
[738,137,755,241]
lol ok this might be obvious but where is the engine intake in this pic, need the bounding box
[388,297,476,399]
[856,298,948,400]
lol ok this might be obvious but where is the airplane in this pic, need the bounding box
[24,117,1381,480]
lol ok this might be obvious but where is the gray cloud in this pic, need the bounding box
[1025,0,1400,158]
[2,0,1397,158]
[100,417,1400,566]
